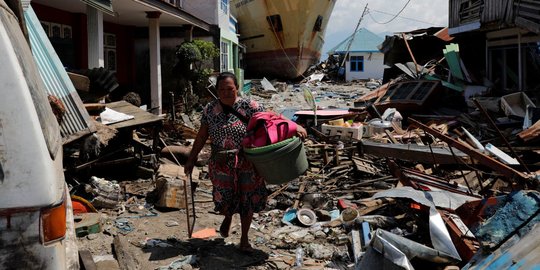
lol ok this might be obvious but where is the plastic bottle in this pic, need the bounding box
[295,246,304,268]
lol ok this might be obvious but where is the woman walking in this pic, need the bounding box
[185,72,305,251]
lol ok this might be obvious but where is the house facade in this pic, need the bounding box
[328,28,385,81]
[183,0,241,74]
[29,0,211,114]
[448,0,540,92]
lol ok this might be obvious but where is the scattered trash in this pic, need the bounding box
[115,218,134,235]
[297,208,317,227]
[191,228,217,239]
[165,220,180,227]
[86,176,122,209]
[74,213,102,238]
[157,255,197,270]
[142,238,174,248]
[295,246,304,267]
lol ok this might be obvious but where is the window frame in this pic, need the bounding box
[350,55,364,72]
[220,0,229,13]
[220,41,229,71]
[266,15,283,32]
[103,33,116,71]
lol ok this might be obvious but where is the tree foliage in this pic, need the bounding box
[174,40,220,107]
[176,42,201,66]
[176,40,219,71]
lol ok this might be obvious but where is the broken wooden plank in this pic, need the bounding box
[462,127,485,151]
[360,140,469,164]
[485,143,519,165]
[68,72,90,92]
[409,118,529,184]
[293,181,306,209]
[518,120,540,142]
[352,156,383,175]
[388,160,482,197]
[351,230,363,267]
[79,249,97,270]
[356,198,397,216]
[114,235,139,270]
[473,98,531,173]
[384,129,398,144]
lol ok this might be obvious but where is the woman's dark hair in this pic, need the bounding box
[216,72,238,89]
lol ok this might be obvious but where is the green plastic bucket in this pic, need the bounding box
[244,137,296,155]
[244,137,308,184]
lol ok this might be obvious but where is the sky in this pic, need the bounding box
[321,0,449,58]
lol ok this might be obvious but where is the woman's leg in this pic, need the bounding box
[240,212,253,250]
[220,214,232,238]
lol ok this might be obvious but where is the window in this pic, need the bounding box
[350,55,364,72]
[40,21,50,36]
[40,21,75,67]
[221,0,228,13]
[313,15,323,32]
[229,16,238,33]
[459,0,483,24]
[40,21,72,40]
[221,41,229,71]
[50,23,62,38]
[104,33,116,71]
[266,15,283,32]
[63,25,72,39]
[168,0,183,8]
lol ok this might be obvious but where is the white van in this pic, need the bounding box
[0,0,78,269]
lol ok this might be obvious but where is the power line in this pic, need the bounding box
[367,0,411,25]
[340,4,369,68]
[369,9,437,26]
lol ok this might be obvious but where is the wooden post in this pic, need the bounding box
[402,33,419,75]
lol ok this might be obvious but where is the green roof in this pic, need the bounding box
[328,28,384,54]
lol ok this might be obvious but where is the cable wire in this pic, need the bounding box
[368,0,412,25]
[369,9,437,26]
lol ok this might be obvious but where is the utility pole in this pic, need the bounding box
[340,3,369,69]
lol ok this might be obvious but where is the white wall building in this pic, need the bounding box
[328,28,385,81]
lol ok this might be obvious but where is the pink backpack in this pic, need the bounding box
[242,112,297,148]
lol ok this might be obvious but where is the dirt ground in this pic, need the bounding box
[78,179,303,270]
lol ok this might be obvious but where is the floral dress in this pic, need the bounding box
[201,98,268,216]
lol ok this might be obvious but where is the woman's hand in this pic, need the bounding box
[184,124,209,176]
[296,125,308,139]
[184,158,195,176]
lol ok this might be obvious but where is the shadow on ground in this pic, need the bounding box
[141,237,269,269]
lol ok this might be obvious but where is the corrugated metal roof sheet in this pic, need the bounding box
[328,28,384,54]
[24,6,95,144]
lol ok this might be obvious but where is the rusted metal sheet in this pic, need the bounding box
[408,118,530,184]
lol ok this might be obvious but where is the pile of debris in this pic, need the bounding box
[55,30,540,270]
[183,29,540,269]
